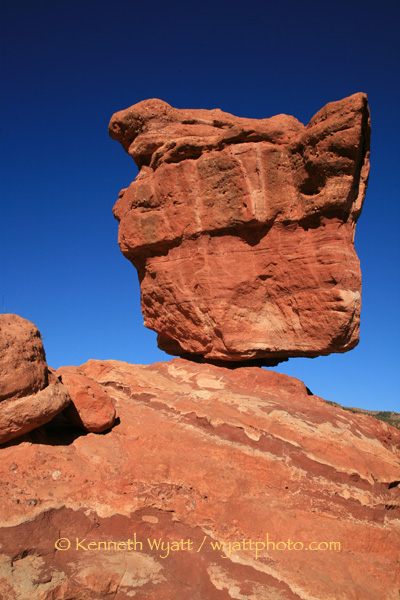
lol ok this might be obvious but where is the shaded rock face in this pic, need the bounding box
[0,315,70,444]
[110,93,370,364]
[0,358,399,599]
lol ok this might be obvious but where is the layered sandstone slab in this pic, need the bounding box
[0,315,70,444]
[0,358,399,599]
[110,94,370,364]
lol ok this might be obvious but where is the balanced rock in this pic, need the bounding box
[0,358,399,599]
[0,314,70,444]
[57,366,116,432]
[110,93,370,364]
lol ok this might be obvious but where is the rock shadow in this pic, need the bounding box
[0,414,121,448]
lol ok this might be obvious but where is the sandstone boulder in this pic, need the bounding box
[0,358,399,599]
[57,366,116,432]
[109,93,370,365]
[0,314,70,444]
[0,313,48,402]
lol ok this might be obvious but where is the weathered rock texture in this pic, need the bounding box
[110,93,370,364]
[1,358,399,599]
[57,366,116,432]
[0,315,70,444]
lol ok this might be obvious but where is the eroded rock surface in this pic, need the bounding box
[1,358,399,599]
[57,366,116,432]
[0,315,70,444]
[110,94,370,364]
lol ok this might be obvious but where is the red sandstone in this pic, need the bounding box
[109,94,370,364]
[57,366,116,433]
[0,315,70,444]
[0,358,399,599]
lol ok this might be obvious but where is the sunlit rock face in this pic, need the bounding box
[0,358,399,599]
[109,93,370,365]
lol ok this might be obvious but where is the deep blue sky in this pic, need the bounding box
[1,0,399,411]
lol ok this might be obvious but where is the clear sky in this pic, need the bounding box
[1,0,399,411]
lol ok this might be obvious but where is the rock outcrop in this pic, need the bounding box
[0,358,399,599]
[0,314,70,444]
[109,93,370,364]
[57,366,116,432]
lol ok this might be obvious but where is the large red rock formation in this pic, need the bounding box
[0,314,70,444]
[109,93,370,364]
[1,358,399,599]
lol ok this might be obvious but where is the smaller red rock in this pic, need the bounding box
[57,367,116,433]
